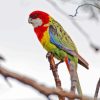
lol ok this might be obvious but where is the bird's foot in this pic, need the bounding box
[50,60,63,71]
[55,60,63,68]
[46,52,63,71]
[46,52,51,58]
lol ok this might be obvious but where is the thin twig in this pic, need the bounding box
[69,3,100,17]
[94,78,100,100]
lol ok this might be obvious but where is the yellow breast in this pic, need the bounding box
[40,28,56,52]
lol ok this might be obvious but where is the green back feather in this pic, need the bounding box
[49,17,78,63]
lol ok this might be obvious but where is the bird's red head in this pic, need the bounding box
[28,10,49,28]
[28,10,50,41]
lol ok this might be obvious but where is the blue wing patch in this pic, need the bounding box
[49,23,89,69]
[49,26,74,55]
[49,31,62,49]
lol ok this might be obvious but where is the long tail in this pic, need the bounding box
[76,72,83,96]
[65,57,82,96]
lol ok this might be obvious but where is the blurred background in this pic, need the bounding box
[0,0,100,100]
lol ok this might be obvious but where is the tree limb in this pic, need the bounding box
[0,65,97,100]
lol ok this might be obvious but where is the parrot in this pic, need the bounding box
[28,10,89,96]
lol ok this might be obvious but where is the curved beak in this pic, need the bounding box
[28,17,33,24]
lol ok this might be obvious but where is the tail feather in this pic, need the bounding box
[61,44,89,69]
[65,57,82,96]
[76,73,83,96]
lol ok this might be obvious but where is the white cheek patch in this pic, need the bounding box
[32,18,43,28]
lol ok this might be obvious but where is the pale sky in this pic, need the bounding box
[0,0,100,100]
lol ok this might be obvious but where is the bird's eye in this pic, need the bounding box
[33,14,38,19]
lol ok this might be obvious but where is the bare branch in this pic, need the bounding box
[0,65,96,100]
[70,3,100,17]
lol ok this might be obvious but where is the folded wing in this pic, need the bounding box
[49,18,89,69]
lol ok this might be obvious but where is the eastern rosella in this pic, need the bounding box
[28,10,89,96]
